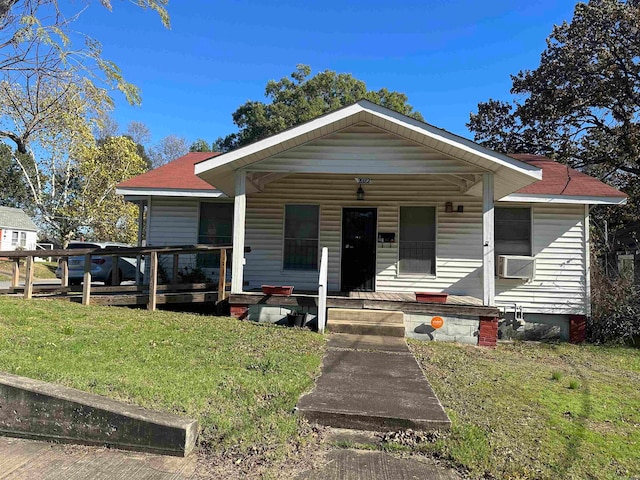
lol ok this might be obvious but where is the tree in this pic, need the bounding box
[0,1,169,244]
[214,64,424,152]
[0,1,170,104]
[189,138,212,152]
[126,121,152,146]
[467,0,640,264]
[148,134,188,167]
[0,143,28,208]
[75,136,147,243]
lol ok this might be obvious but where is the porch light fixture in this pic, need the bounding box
[356,186,365,201]
[445,201,453,213]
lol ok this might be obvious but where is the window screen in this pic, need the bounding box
[495,207,531,256]
[399,206,436,275]
[198,203,233,268]
[284,205,319,270]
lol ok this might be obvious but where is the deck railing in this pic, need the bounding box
[0,244,249,311]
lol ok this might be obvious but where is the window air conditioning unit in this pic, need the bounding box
[498,255,535,280]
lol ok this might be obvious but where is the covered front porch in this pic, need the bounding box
[195,101,541,311]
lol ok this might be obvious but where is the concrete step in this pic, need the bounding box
[328,308,404,325]
[327,320,405,337]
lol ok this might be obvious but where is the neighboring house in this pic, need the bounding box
[116,100,626,343]
[0,206,38,252]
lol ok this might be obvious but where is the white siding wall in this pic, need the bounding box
[253,123,486,175]
[0,229,37,251]
[147,198,199,278]
[244,173,485,296]
[145,191,588,315]
[495,204,586,314]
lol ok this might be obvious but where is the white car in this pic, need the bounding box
[55,241,143,285]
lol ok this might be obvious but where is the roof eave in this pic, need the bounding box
[116,187,226,198]
[500,193,628,205]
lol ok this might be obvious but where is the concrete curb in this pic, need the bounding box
[0,372,198,456]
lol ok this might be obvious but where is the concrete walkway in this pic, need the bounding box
[301,448,459,480]
[0,436,197,480]
[296,333,451,431]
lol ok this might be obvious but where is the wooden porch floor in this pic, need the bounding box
[340,291,484,306]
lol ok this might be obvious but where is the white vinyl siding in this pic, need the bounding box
[243,173,484,295]
[494,204,587,314]
[0,229,36,251]
[252,123,486,176]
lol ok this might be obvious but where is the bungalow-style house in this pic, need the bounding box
[117,100,626,345]
[0,206,38,252]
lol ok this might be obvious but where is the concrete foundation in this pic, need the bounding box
[499,313,571,341]
[0,372,198,457]
[247,304,318,326]
[404,313,479,345]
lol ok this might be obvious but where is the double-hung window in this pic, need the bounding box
[11,231,18,246]
[19,232,26,247]
[494,207,532,258]
[399,206,436,275]
[284,205,319,270]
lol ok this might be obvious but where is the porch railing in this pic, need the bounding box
[0,244,249,311]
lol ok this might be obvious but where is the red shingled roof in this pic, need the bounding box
[118,151,625,200]
[117,152,221,190]
[510,154,627,198]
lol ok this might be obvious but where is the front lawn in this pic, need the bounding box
[409,341,640,480]
[0,298,325,467]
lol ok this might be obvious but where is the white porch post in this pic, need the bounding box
[231,169,247,294]
[482,173,495,306]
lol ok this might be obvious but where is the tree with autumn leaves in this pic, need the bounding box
[0,1,169,245]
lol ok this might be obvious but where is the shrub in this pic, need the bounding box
[588,263,640,346]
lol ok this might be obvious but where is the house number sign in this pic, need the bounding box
[355,177,371,184]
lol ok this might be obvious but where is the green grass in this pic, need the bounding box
[408,341,640,480]
[0,260,58,281]
[0,297,325,463]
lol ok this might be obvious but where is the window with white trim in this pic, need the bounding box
[19,232,26,247]
[495,207,531,257]
[284,205,319,270]
[11,231,18,246]
[399,206,436,275]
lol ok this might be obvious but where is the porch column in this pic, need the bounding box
[135,200,144,285]
[231,169,246,294]
[482,173,495,306]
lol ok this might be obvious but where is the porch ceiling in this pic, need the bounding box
[195,100,541,199]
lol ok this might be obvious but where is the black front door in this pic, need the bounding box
[341,208,377,291]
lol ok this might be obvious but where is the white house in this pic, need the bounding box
[0,207,38,252]
[117,100,626,345]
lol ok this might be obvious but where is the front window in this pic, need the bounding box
[284,205,319,270]
[495,207,532,258]
[198,203,233,268]
[19,232,26,247]
[11,231,18,246]
[399,206,436,275]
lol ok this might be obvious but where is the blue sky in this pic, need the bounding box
[71,0,577,146]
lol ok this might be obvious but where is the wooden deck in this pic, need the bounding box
[231,291,500,317]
